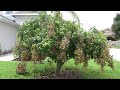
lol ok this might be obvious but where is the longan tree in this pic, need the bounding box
[13,11,114,76]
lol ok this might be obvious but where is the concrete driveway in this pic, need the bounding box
[0,48,120,61]
[109,48,120,61]
[0,53,14,61]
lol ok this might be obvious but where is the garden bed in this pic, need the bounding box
[35,69,82,79]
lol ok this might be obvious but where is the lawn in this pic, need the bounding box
[111,46,120,49]
[0,59,120,79]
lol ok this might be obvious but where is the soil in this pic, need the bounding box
[34,69,82,79]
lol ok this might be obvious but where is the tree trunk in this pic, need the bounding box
[55,60,63,77]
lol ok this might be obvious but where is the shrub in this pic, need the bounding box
[14,11,114,76]
[16,49,29,74]
[16,62,26,74]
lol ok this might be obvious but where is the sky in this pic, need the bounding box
[61,11,120,31]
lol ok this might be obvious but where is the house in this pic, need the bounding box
[0,11,39,53]
[0,14,20,53]
[102,28,116,41]
[0,11,68,53]
[10,11,39,25]
[0,11,39,25]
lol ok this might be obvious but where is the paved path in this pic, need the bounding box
[0,48,120,61]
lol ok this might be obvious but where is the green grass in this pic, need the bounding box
[63,59,120,79]
[111,46,120,49]
[0,59,120,79]
[0,61,55,79]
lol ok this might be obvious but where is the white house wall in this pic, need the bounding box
[0,21,18,51]
[14,15,38,25]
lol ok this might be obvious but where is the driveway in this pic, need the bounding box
[0,48,120,61]
[0,53,14,61]
[109,48,120,61]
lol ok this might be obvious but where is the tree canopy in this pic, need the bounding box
[112,13,120,40]
[14,11,114,76]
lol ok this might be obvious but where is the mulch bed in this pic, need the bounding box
[34,69,83,79]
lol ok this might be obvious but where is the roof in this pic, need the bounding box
[13,11,38,14]
[0,15,20,27]
[11,11,39,16]
[103,29,115,38]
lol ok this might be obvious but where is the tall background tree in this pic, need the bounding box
[112,13,120,40]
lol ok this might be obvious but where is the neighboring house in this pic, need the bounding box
[102,28,116,41]
[0,15,20,52]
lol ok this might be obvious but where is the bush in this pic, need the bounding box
[16,62,26,74]
[13,11,114,76]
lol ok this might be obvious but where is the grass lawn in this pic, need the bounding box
[0,59,120,79]
[111,46,120,49]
